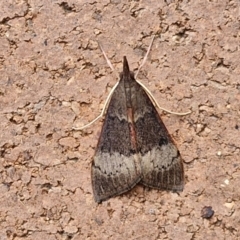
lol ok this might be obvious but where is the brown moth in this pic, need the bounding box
[91,57,184,203]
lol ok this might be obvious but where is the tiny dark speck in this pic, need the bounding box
[235,124,239,130]
[201,206,214,219]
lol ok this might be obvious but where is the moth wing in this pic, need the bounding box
[92,81,142,203]
[131,81,184,191]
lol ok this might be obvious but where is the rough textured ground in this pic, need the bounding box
[0,0,239,239]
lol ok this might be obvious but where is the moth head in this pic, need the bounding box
[119,71,135,79]
[120,56,136,80]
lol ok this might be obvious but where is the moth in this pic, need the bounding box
[91,55,185,203]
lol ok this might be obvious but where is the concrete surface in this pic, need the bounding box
[0,0,239,239]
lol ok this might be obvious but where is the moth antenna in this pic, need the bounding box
[98,41,120,80]
[73,42,121,130]
[72,81,120,130]
[136,80,191,116]
[135,35,191,116]
[135,35,155,78]
[98,42,115,71]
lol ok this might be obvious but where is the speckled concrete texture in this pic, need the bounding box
[0,1,239,239]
